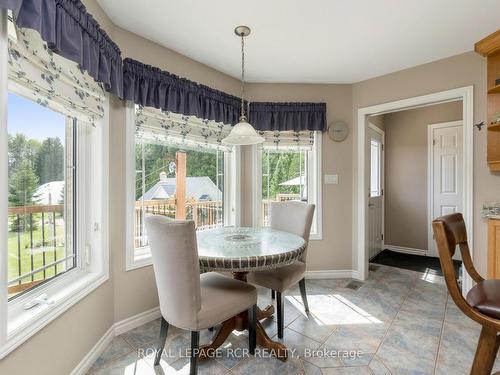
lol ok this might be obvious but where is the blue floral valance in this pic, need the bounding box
[123,58,243,126]
[8,26,105,124]
[249,102,326,132]
[1,0,123,97]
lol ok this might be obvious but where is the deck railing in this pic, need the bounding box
[7,204,72,297]
[8,196,301,295]
[134,199,223,248]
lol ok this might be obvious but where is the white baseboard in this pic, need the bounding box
[305,269,358,279]
[71,307,161,375]
[70,326,115,375]
[114,307,161,336]
[385,245,428,256]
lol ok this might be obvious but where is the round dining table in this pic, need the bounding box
[196,226,306,361]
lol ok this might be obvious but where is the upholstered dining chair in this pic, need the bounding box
[433,213,500,375]
[247,201,315,338]
[145,215,257,375]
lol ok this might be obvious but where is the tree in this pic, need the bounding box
[36,137,64,184]
[9,159,39,232]
[8,133,40,172]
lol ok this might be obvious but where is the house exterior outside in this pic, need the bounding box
[139,172,222,202]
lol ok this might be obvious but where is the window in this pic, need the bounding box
[262,149,308,226]
[134,141,225,248]
[253,132,322,239]
[370,139,382,197]
[0,16,108,357]
[7,93,76,300]
[126,104,239,269]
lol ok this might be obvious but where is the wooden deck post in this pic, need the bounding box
[175,151,187,220]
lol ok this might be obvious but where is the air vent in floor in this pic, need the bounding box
[345,280,364,290]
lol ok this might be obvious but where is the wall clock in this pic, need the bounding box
[327,121,349,142]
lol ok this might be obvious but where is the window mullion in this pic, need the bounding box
[0,9,9,346]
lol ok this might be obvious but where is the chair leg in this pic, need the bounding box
[277,291,284,339]
[470,326,499,375]
[271,289,275,299]
[298,278,309,312]
[248,304,257,355]
[190,331,200,375]
[154,317,169,366]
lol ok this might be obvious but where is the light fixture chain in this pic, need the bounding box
[240,33,245,118]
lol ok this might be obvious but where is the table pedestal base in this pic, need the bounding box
[198,272,287,361]
[198,307,287,361]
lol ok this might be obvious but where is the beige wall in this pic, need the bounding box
[243,84,354,271]
[381,102,462,250]
[353,51,500,275]
[1,0,499,373]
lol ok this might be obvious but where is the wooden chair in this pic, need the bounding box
[433,213,500,375]
[145,215,257,375]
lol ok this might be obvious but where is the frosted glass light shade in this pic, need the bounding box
[222,117,264,146]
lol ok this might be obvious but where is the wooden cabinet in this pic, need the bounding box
[475,30,500,171]
[488,219,500,279]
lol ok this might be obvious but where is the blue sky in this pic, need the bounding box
[8,92,65,141]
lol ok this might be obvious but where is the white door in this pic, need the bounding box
[429,122,463,257]
[368,126,384,260]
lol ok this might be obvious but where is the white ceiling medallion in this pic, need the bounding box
[222,26,264,146]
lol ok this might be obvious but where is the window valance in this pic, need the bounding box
[2,0,123,97]
[8,26,105,124]
[249,102,326,132]
[135,105,233,152]
[124,58,244,126]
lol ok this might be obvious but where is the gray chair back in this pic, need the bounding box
[269,201,315,262]
[145,215,201,330]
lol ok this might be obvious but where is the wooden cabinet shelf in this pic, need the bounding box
[489,162,500,171]
[488,84,500,94]
[475,29,500,172]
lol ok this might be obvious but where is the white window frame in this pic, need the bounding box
[252,132,322,240]
[369,137,383,198]
[0,12,109,358]
[125,102,240,271]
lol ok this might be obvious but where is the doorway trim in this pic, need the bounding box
[355,86,473,294]
[427,120,463,258]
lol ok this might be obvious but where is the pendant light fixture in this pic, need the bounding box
[222,26,264,146]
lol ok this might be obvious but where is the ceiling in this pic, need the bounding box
[96,0,500,83]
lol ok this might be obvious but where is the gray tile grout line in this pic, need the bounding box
[364,273,414,375]
[87,336,139,373]
[374,269,450,375]
[432,293,449,375]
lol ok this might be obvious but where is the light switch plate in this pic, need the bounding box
[324,174,338,184]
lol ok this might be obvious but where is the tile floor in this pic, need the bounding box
[86,264,500,375]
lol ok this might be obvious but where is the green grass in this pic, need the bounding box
[7,216,69,288]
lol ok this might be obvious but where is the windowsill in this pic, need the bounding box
[126,246,153,271]
[0,268,108,360]
[309,233,322,241]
